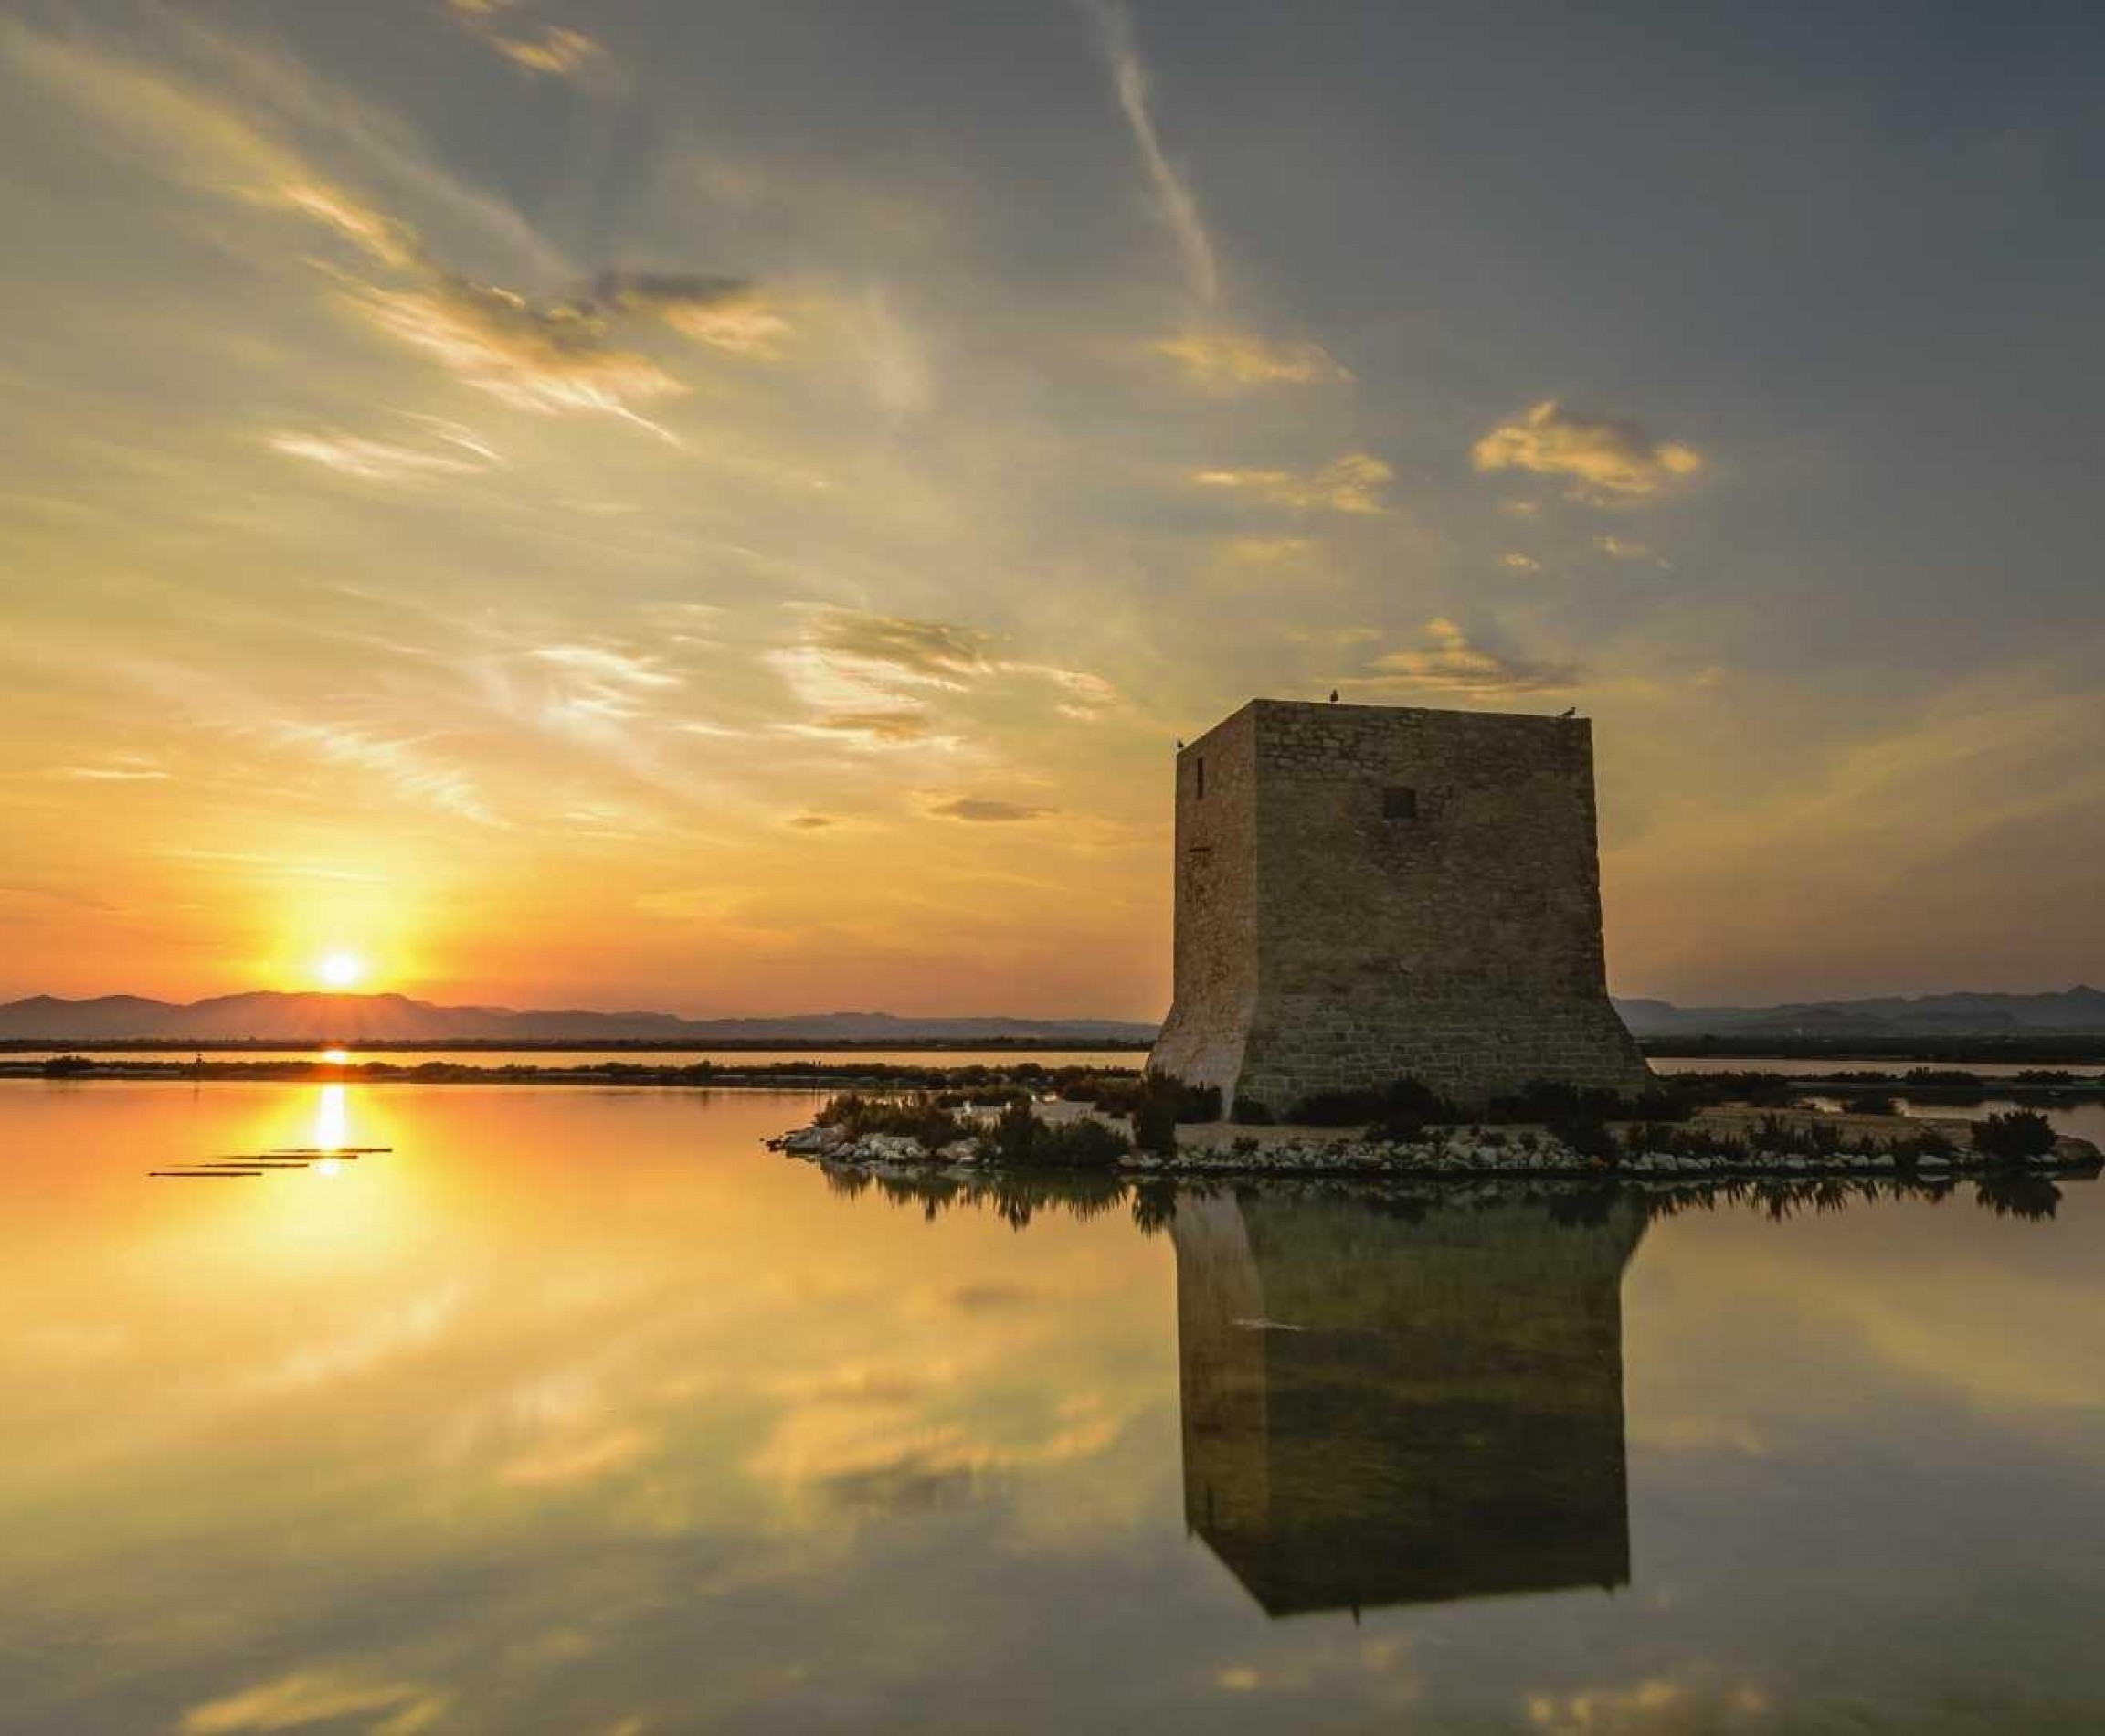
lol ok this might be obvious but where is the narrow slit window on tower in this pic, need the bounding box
[1196,757,1206,800]
[1383,785,1417,820]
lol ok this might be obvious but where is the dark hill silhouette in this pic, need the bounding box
[1613,985,2105,1038]
[0,991,1158,1044]
[4,986,2101,1044]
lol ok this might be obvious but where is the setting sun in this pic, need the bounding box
[317,951,365,990]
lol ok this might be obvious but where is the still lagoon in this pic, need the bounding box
[5,1082,2104,1732]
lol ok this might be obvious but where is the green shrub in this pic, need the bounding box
[1644,1071,1797,1111]
[1230,1095,1275,1126]
[815,1092,967,1149]
[1972,1110,2057,1166]
[934,1085,1031,1109]
[1293,1077,1449,1127]
[1848,1093,1899,1117]
[1035,1117,1132,1168]
[1897,1125,1956,1159]
[1128,1074,1219,1155]
[984,1102,1131,1169]
[989,1100,1038,1164]
[1550,1117,1621,1164]
[1742,1114,1846,1157]
[1061,1073,1218,1149]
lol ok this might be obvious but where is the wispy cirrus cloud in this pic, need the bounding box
[768,630,964,746]
[46,763,172,783]
[259,175,691,435]
[796,608,990,686]
[1473,399,1704,502]
[764,608,1120,749]
[767,604,987,744]
[1352,617,1577,697]
[268,424,501,483]
[9,32,754,451]
[1152,331,1350,392]
[269,720,503,825]
[1190,452,1393,516]
[528,644,682,693]
[1091,1,1218,304]
[269,179,423,269]
[352,275,687,438]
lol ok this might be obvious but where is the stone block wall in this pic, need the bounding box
[1147,704,1262,1096]
[1150,699,1652,1112]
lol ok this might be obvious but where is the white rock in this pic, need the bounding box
[863,1133,929,1162]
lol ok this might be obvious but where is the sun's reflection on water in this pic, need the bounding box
[314,1083,348,1152]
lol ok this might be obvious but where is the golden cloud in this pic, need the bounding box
[261,176,764,438]
[445,1,606,80]
[799,608,989,685]
[1473,399,1704,500]
[927,796,1053,823]
[1152,330,1351,392]
[1190,451,1392,515]
[180,1670,449,1735]
[1596,534,1670,567]
[1356,617,1577,697]
[592,271,791,360]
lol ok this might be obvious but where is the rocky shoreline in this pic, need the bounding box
[769,1106,2104,1182]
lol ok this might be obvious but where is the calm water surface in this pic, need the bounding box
[5,1083,2104,1733]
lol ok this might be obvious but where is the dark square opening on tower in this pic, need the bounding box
[1383,786,1418,820]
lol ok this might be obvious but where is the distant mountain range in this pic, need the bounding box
[1612,986,2105,1038]
[0,992,1158,1045]
[4,987,2102,1045]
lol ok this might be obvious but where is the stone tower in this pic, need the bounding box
[1148,698,1651,1115]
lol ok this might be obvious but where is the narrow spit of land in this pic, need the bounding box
[5,1055,1144,1089]
[10,1053,2105,1110]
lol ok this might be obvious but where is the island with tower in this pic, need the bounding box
[770,696,2101,1180]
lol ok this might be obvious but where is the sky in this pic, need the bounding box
[2,0,2101,1018]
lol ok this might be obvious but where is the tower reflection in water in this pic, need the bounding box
[1172,1189,1645,1618]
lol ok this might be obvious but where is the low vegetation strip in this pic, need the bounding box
[774,1083,2102,1182]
